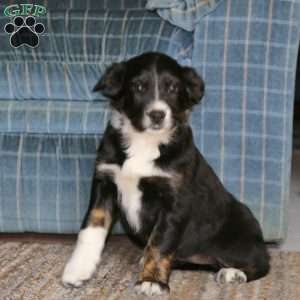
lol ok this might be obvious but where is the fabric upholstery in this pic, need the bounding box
[191,0,300,241]
[0,133,127,233]
[0,10,192,102]
[0,100,109,135]
[147,0,223,31]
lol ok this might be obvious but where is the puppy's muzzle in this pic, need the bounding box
[147,110,166,125]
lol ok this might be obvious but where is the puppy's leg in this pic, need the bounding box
[135,208,186,296]
[213,238,270,285]
[210,197,270,284]
[214,239,270,284]
[216,251,270,285]
[135,245,174,296]
[62,175,117,287]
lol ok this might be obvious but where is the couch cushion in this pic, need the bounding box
[0,100,110,135]
[0,10,192,102]
[0,132,126,233]
[0,132,97,233]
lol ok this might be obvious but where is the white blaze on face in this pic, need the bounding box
[143,70,172,131]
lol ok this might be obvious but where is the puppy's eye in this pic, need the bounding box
[167,83,179,94]
[137,83,144,92]
[132,81,145,93]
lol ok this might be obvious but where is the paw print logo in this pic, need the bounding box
[4,16,45,48]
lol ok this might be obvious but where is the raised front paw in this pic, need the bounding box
[135,281,170,296]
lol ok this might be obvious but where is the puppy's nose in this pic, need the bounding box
[147,110,166,124]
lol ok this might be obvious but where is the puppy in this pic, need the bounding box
[62,52,270,296]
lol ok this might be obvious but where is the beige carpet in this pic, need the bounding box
[0,237,300,300]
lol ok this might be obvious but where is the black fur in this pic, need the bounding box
[88,52,270,287]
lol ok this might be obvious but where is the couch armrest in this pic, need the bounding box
[189,0,300,241]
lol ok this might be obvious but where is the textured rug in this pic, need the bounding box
[0,237,300,300]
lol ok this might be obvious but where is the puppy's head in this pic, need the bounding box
[93,52,204,132]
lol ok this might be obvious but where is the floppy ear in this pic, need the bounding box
[182,67,205,106]
[93,62,126,98]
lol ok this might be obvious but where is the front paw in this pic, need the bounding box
[61,227,107,288]
[62,245,100,288]
[135,281,170,296]
[62,256,98,288]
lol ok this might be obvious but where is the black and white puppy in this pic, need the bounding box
[62,52,270,295]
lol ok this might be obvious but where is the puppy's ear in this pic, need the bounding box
[93,62,126,98]
[182,67,205,106]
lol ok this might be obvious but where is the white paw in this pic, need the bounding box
[135,281,169,296]
[216,268,247,284]
[62,227,107,287]
[62,250,99,287]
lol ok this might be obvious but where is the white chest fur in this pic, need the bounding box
[97,117,172,232]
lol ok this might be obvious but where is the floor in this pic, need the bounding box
[1,237,300,300]
[281,149,300,251]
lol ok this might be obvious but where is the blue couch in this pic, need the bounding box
[0,0,299,242]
